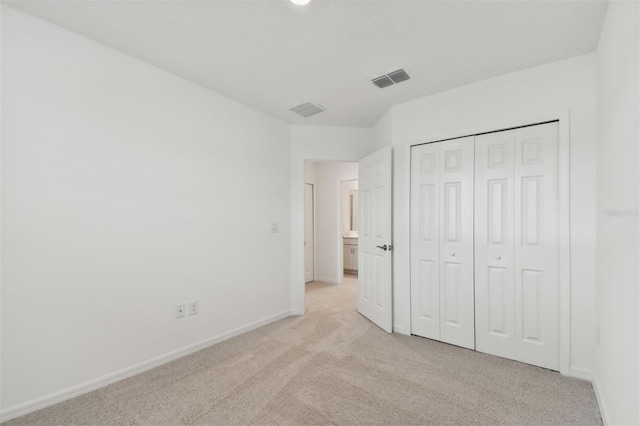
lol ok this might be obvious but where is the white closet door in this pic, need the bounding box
[411,137,475,349]
[514,123,559,370]
[475,122,559,371]
[475,130,516,359]
[410,142,441,340]
[439,137,475,349]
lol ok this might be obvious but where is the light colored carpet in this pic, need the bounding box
[7,275,601,425]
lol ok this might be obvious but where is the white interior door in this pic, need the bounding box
[475,122,559,370]
[304,183,314,283]
[475,130,516,358]
[410,137,475,349]
[513,123,559,370]
[410,142,441,340]
[438,137,475,349]
[358,146,393,333]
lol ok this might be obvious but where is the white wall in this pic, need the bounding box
[372,109,393,150]
[1,6,291,418]
[387,54,599,377]
[3,2,632,422]
[594,1,639,424]
[305,162,358,283]
[305,161,317,186]
[290,125,375,313]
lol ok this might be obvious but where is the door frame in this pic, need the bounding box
[406,111,571,376]
[292,155,364,316]
[304,183,315,283]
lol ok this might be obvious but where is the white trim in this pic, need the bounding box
[0,310,291,423]
[569,366,593,381]
[592,375,610,425]
[557,112,571,376]
[406,113,572,375]
[393,325,410,335]
[304,182,315,283]
[334,177,344,285]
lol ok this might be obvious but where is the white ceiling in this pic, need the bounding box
[5,0,608,127]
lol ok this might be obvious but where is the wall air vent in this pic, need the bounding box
[372,68,411,89]
[289,101,326,118]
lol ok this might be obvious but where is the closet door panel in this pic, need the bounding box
[439,137,475,349]
[410,143,441,340]
[474,130,516,359]
[514,123,559,370]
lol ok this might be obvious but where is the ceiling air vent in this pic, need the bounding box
[372,68,411,89]
[289,101,326,118]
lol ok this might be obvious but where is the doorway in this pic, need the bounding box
[304,161,359,286]
[301,146,394,334]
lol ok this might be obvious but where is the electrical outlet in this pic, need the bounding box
[175,304,186,319]
[188,300,199,316]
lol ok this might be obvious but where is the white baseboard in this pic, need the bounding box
[393,324,410,335]
[569,366,593,381]
[592,375,610,425]
[0,310,291,423]
[289,309,304,316]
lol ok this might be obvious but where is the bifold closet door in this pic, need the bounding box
[410,137,475,349]
[474,130,516,359]
[475,122,559,370]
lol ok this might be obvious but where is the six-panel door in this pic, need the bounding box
[410,136,475,350]
[474,130,517,359]
[438,137,475,349]
[411,122,559,370]
[410,142,441,340]
[513,123,559,370]
[359,146,393,333]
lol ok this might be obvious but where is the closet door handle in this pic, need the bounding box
[495,255,502,260]
[450,251,456,257]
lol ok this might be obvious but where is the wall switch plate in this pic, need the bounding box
[175,304,186,319]
[271,222,279,233]
[188,300,199,316]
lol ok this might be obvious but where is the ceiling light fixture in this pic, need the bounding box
[290,0,311,5]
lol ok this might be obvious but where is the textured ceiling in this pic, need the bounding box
[5,0,608,127]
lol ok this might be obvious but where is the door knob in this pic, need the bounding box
[450,251,456,257]
[376,244,392,251]
[495,255,502,260]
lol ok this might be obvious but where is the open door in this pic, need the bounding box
[358,146,393,333]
